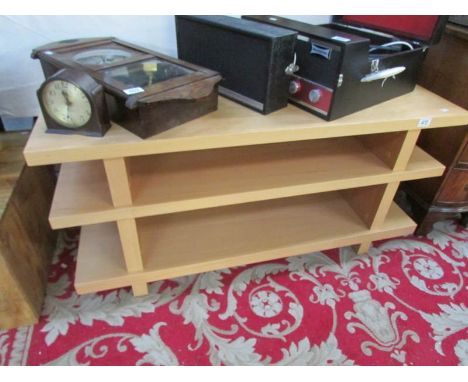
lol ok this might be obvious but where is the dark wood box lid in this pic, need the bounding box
[32,37,221,109]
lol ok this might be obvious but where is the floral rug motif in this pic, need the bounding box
[1,220,467,366]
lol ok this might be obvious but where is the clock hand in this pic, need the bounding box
[61,90,72,107]
[61,90,73,121]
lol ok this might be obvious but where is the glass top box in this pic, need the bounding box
[32,37,221,138]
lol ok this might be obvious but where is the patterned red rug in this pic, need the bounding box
[1,220,467,366]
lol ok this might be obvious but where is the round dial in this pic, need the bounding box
[42,80,92,128]
[289,80,302,94]
[73,48,132,67]
[308,89,322,104]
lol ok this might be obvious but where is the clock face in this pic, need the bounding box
[73,48,132,67]
[42,80,92,128]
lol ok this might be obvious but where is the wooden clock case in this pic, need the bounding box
[37,68,111,137]
[32,37,222,139]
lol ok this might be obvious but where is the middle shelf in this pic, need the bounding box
[49,135,444,229]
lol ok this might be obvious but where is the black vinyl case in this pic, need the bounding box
[243,15,448,120]
[176,15,297,114]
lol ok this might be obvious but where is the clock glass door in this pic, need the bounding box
[101,58,194,91]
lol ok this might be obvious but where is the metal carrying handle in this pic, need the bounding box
[360,66,406,84]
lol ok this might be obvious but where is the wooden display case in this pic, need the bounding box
[23,86,468,296]
[32,37,222,138]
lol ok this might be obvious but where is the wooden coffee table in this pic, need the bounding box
[23,86,468,296]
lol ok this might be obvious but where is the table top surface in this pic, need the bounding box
[24,85,468,165]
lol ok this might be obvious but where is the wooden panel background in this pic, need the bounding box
[0,133,57,329]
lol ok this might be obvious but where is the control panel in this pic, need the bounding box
[288,76,333,116]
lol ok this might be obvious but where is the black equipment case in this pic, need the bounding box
[243,15,448,120]
[176,15,297,114]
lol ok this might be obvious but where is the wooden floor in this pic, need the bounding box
[0,132,29,215]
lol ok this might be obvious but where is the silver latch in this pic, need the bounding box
[371,59,380,73]
[337,74,344,87]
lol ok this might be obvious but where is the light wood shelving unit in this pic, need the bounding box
[24,86,468,296]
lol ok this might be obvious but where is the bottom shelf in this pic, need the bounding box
[75,192,416,294]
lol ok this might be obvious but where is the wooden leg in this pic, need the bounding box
[355,241,372,255]
[461,213,468,228]
[392,130,421,171]
[103,158,144,275]
[370,182,401,229]
[132,282,149,297]
[103,157,132,207]
[416,210,455,236]
[116,218,144,272]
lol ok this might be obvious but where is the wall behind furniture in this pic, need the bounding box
[0,15,330,119]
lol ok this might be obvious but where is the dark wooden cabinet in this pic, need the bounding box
[437,168,468,203]
[399,22,468,234]
[0,133,57,329]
